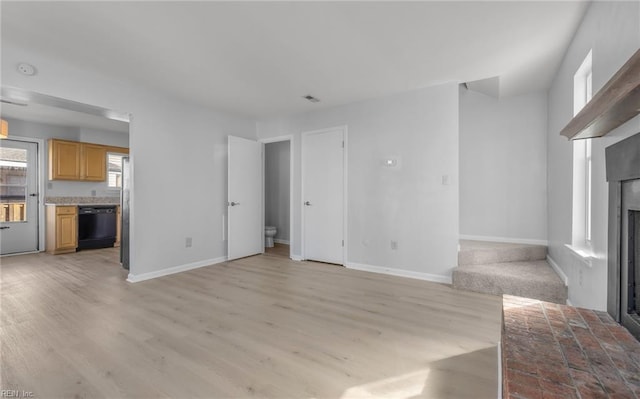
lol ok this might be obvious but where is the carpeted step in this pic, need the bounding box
[458,240,547,266]
[452,260,567,304]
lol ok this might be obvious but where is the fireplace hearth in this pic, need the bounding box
[606,132,640,340]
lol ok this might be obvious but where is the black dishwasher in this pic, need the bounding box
[77,206,117,250]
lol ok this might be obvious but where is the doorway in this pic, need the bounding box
[0,139,39,255]
[263,138,292,259]
[302,126,346,265]
[1,87,131,270]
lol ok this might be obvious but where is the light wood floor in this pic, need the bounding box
[264,243,290,259]
[1,248,502,398]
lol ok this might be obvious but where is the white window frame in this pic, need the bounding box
[107,152,126,190]
[585,139,592,243]
[573,50,592,116]
[572,50,593,250]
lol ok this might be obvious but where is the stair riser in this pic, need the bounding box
[458,246,547,266]
[452,271,567,304]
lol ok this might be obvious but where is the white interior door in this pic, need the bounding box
[0,139,39,255]
[228,136,262,261]
[302,128,344,264]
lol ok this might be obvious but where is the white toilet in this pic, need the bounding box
[265,226,277,248]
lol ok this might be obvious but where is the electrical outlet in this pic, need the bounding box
[185,237,192,248]
[91,190,97,197]
[578,268,583,286]
[47,182,53,189]
[391,241,398,250]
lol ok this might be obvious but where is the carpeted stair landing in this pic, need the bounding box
[452,240,567,304]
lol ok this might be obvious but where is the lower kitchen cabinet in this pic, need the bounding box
[45,205,78,254]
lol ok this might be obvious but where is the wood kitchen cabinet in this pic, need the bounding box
[81,143,106,181]
[48,139,111,181]
[49,139,81,180]
[45,205,77,254]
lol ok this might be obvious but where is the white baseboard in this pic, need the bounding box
[1,250,41,258]
[460,234,548,246]
[127,256,228,283]
[345,262,452,284]
[274,239,290,245]
[546,255,569,286]
[290,254,303,261]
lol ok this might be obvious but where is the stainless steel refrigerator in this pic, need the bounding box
[120,156,130,270]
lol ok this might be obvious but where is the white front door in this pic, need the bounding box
[302,127,344,265]
[0,139,39,255]
[228,136,262,261]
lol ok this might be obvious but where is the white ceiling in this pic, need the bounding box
[1,1,589,118]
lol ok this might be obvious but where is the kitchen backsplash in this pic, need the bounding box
[45,196,120,205]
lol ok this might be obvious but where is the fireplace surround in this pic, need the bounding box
[606,131,640,340]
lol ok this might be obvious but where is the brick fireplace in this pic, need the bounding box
[606,131,640,340]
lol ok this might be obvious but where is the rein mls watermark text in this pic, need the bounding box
[1,390,34,398]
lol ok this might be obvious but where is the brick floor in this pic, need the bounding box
[502,295,640,399]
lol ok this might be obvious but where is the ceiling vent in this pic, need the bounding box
[303,95,320,103]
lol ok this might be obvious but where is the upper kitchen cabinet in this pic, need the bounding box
[49,139,81,180]
[80,143,106,181]
[48,139,127,181]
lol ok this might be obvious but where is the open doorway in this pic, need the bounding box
[262,137,292,259]
[0,87,131,273]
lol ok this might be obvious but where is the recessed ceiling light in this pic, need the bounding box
[17,63,37,76]
[303,95,320,103]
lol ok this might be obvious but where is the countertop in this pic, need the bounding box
[45,196,119,206]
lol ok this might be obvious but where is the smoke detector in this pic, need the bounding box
[17,63,37,76]
[303,95,320,103]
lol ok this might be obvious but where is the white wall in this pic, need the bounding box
[6,117,127,198]
[6,117,80,141]
[264,141,290,242]
[79,127,129,148]
[258,83,459,281]
[459,88,547,243]
[1,41,257,278]
[547,1,640,310]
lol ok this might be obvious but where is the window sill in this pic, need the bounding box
[565,244,595,267]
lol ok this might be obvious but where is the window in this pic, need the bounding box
[585,139,592,242]
[573,50,592,116]
[0,147,28,222]
[572,50,593,249]
[107,153,125,189]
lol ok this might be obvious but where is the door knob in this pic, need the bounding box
[304,201,312,206]
[229,201,240,206]
[29,193,38,197]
